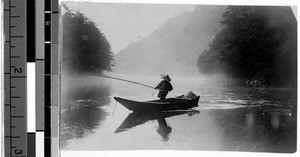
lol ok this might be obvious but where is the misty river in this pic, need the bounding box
[60,75,296,153]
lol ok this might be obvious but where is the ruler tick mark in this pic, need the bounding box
[5,136,20,138]
[10,16,20,18]
[10,96,20,98]
[11,76,26,78]
[11,116,24,118]
[10,56,20,58]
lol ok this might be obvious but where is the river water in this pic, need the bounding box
[60,75,297,153]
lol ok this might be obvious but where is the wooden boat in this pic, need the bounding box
[114,95,200,112]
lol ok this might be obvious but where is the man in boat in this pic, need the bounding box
[155,74,173,101]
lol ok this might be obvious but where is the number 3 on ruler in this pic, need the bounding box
[15,149,23,154]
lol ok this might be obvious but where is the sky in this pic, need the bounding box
[62,0,297,54]
[65,2,195,53]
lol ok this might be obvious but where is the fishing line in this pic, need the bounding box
[112,101,118,126]
[113,101,117,115]
[75,73,156,89]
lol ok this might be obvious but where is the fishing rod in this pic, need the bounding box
[75,73,156,89]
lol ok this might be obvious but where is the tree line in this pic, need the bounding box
[62,4,114,74]
[197,6,297,87]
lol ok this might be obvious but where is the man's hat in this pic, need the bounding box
[161,74,171,82]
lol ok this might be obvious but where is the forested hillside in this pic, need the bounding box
[198,6,297,87]
[62,4,114,74]
[114,6,226,76]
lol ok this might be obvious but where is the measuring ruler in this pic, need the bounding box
[3,0,59,157]
[4,0,27,156]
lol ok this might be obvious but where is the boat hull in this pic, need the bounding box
[114,95,200,112]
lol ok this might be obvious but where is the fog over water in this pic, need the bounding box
[60,74,296,152]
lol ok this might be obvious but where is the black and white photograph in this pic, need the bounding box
[59,0,297,155]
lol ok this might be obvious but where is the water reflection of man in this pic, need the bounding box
[156,118,172,141]
[155,74,173,101]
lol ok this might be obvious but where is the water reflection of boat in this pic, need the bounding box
[114,95,200,112]
[115,110,200,134]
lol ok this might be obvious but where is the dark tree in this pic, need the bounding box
[198,6,297,87]
[62,4,114,74]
